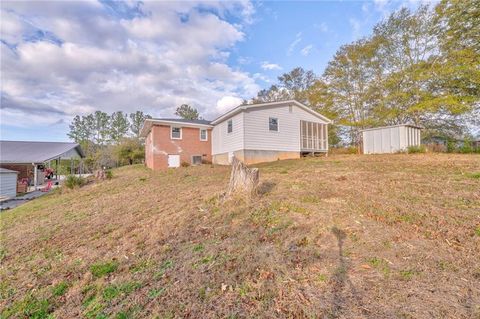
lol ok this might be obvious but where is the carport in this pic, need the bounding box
[0,141,85,191]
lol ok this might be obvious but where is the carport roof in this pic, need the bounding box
[0,140,85,164]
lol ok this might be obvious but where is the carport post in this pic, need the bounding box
[33,163,38,191]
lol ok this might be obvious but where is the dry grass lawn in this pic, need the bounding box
[1,154,479,318]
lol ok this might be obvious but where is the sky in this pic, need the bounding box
[0,0,430,142]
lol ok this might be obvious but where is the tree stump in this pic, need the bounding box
[226,157,259,197]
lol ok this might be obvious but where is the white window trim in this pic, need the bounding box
[269,117,279,132]
[199,129,208,141]
[227,119,233,134]
[170,126,182,140]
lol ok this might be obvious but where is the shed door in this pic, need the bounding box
[168,155,180,168]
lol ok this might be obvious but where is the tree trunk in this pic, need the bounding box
[226,157,259,197]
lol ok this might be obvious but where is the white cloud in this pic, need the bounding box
[287,32,302,56]
[260,61,282,70]
[300,44,313,56]
[216,96,243,113]
[0,1,260,129]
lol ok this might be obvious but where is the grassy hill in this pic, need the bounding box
[1,154,479,318]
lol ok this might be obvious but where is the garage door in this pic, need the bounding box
[168,155,180,168]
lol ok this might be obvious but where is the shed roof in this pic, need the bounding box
[359,124,423,133]
[0,140,85,164]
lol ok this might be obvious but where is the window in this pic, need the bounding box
[227,119,233,133]
[289,105,293,113]
[192,156,203,165]
[200,129,207,141]
[269,117,278,131]
[171,127,182,139]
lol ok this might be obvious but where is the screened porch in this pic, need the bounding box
[300,120,328,152]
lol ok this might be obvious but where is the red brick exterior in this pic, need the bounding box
[145,124,212,170]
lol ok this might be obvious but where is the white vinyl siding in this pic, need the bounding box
[212,112,245,155]
[243,104,328,152]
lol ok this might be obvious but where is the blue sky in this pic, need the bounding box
[0,0,427,142]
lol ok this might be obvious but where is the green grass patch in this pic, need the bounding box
[467,172,480,179]
[399,269,419,281]
[474,225,480,237]
[154,259,174,278]
[148,287,166,299]
[367,257,391,276]
[1,293,52,319]
[102,282,142,302]
[52,281,69,297]
[90,261,119,278]
[193,243,205,252]
[317,274,328,282]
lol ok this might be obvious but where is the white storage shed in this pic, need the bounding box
[361,124,422,154]
[0,168,19,200]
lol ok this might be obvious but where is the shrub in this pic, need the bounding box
[446,140,456,153]
[180,161,190,167]
[459,139,473,153]
[407,145,426,154]
[64,175,86,189]
[105,170,113,180]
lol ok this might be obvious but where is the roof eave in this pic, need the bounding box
[140,119,213,137]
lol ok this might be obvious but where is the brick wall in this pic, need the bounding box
[145,125,212,170]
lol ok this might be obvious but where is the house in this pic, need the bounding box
[360,124,422,154]
[0,140,85,190]
[141,100,331,170]
[141,119,213,170]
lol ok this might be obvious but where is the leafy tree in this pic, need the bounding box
[115,138,144,165]
[253,85,292,103]
[253,67,317,103]
[129,111,152,137]
[277,67,317,102]
[175,104,200,120]
[109,111,129,143]
[92,111,110,145]
[68,115,90,143]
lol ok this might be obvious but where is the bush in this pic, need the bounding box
[105,170,113,180]
[407,145,426,154]
[459,139,473,153]
[446,140,456,153]
[181,161,190,167]
[64,175,85,189]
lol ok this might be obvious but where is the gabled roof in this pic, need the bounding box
[140,118,213,137]
[210,100,332,125]
[0,140,85,164]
